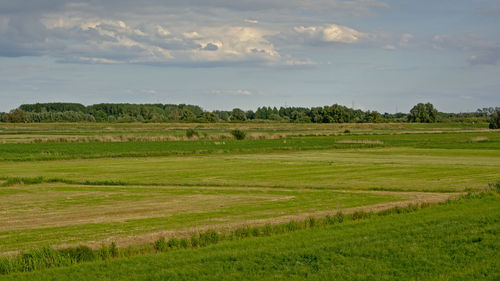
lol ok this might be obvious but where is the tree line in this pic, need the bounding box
[0,102,497,125]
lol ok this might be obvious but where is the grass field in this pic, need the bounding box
[0,122,498,279]
[1,192,498,280]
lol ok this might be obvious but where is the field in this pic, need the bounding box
[0,122,499,279]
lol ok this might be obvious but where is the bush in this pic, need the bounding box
[198,230,220,246]
[109,242,118,257]
[352,210,370,220]
[489,110,500,129]
[190,235,200,248]
[262,224,273,236]
[167,238,180,249]
[335,211,344,223]
[59,246,95,262]
[343,129,351,134]
[231,129,246,140]
[180,238,190,249]
[306,217,316,228]
[186,129,199,138]
[153,238,168,252]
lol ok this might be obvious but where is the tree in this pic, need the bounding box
[408,103,438,123]
[180,109,196,121]
[489,109,500,129]
[4,109,27,123]
[231,108,247,121]
[202,112,218,123]
[230,129,246,140]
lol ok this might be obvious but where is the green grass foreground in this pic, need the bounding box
[1,192,498,280]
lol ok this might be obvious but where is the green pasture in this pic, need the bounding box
[0,184,405,254]
[1,147,498,192]
[0,122,498,279]
[0,130,498,161]
[2,192,498,281]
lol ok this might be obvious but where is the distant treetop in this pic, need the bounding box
[0,102,493,124]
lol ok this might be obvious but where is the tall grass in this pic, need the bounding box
[0,176,128,187]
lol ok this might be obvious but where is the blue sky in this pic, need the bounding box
[1,0,499,113]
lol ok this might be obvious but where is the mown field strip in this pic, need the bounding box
[3,191,496,281]
[78,189,460,251]
[0,182,459,255]
[1,148,498,191]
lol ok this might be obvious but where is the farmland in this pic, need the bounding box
[0,122,499,279]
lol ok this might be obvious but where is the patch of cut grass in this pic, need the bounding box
[2,192,498,280]
[0,184,403,254]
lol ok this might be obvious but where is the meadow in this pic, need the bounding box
[0,122,498,279]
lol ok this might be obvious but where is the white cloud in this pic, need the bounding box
[0,1,387,66]
[210,89,253,96]
[244,19,259,24]
[141,89,157,94]
[398,33,413,47]
[284,59,318,66]
[383,44,396,50]
[185,26,280,63]
[293,24,366,44]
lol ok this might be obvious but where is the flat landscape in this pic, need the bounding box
[0,122,499,280]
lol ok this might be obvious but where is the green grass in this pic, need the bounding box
[1,147,498,192]
[2,192,498,280]
[0,122,499,279]
[0,131,499,161]
[0,184,404,253]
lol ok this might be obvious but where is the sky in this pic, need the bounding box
[1,0,499,113]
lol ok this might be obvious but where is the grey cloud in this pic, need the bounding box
[203,43,219,51]
[468,48,500,65]
[432,34,500,65]
[0,0,387,66]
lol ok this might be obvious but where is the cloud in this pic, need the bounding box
[284,58,318,66]
[244,19,259,24]
[398,33,413,47]
[141,89,157,95]
[38,15,280,65]
[467,49,500,65]
[432,34,500,65]
[203,43,219,51]
[210,89,253,96]
[0,0,387,66]
[293,24,366,44]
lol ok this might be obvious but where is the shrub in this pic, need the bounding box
[306,217,316,228]
[186,129,199,138]
[59,245,95,263]
[190,235,200,248]
[153,238,168,252]
[262,224,273,236]
[352,210,369,220]
[230,129,246,140]
[198,230,220,246]
[180,238,190,249]
[489,110,500,129]
[285,221,301,232]
[97,246,110,260]
[233,227,250,239]
[109,242,118,257]
[344,129,351,134]
[167,238,180,249]
[251,227,260,237]
[335,211,344,223]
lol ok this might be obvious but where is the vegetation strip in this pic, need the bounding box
[3,183,496,276]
